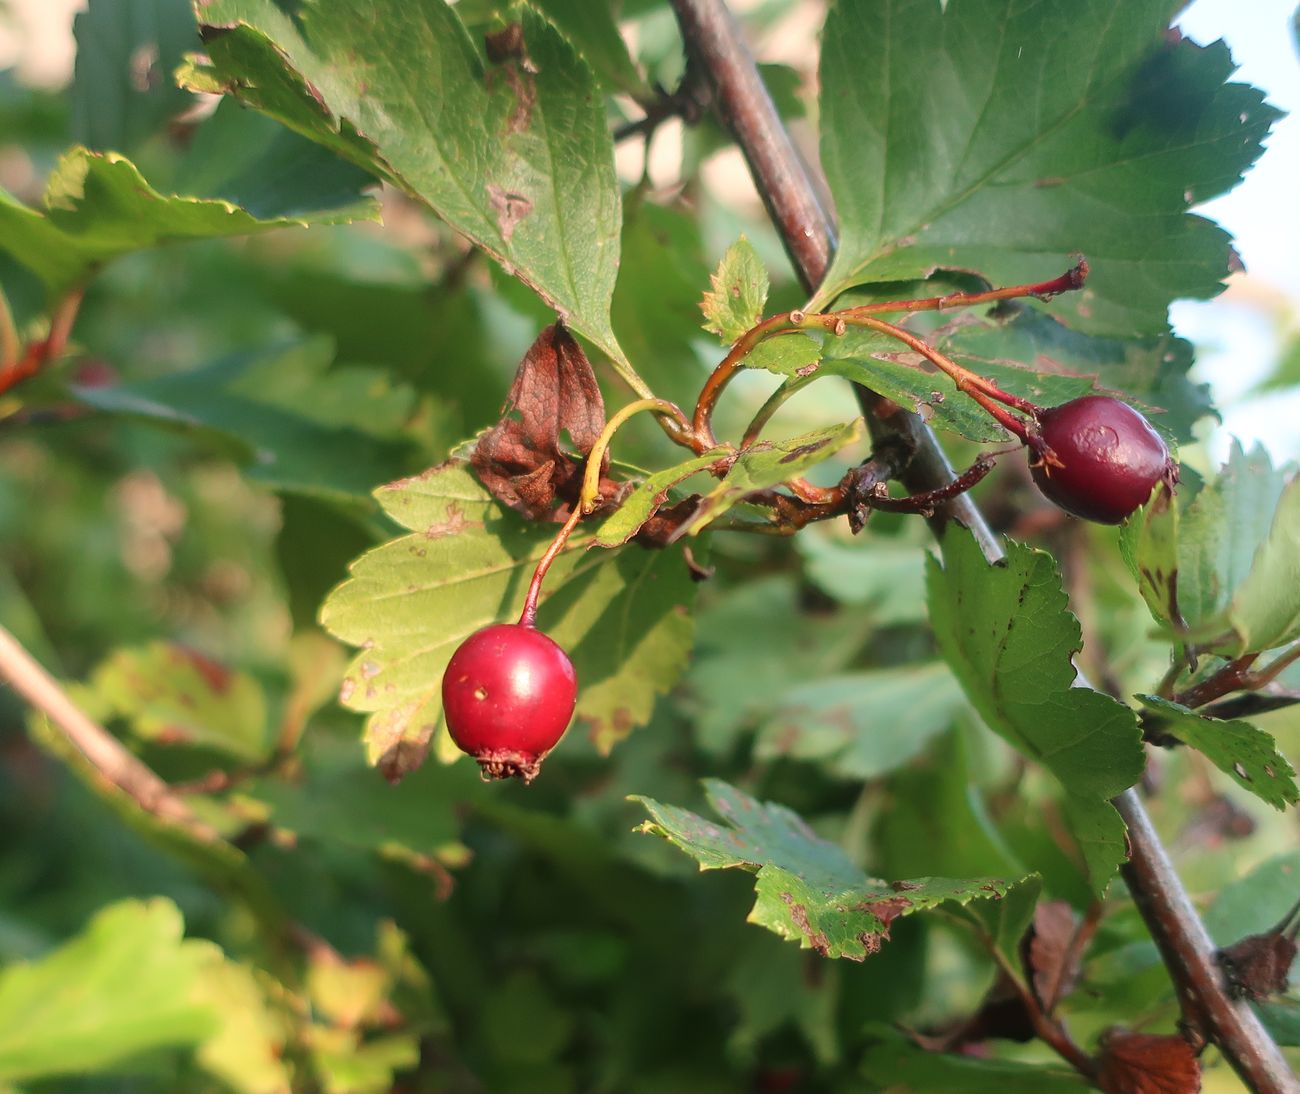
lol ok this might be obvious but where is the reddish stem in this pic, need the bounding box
[0,288,85,396]
[518,502,585,629]
[843,260,1088,319]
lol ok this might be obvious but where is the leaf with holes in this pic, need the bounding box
[1140,696,1298,810]
[187,1,625,361]
[633,779,1029,960]
[814,0,1278,336]
[320,462,696,780]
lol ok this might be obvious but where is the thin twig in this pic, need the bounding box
[0,623,221,843]
[669,2,1298,1090]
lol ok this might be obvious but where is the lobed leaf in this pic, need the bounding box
[927,529,1145,893]
[320,462,697,778]
[701,237,769,344]
[1140,696,1298,810]
[189,0,626,361]
[0,147,375,298]
[634,779,1029,960]
[815,0,1278,336]
[0,900,216,1083]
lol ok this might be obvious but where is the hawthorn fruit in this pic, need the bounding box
[442,622,577,782]
[1031,396,1174,524]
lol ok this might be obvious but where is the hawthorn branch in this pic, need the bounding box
[0,623,221,844]
[669,2,1298,1090]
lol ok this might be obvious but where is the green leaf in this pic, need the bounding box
[814,0,1278,335]
[1139,695,1298,810]
[72,0,198,154]
[190,1,626,361]
[0,899,216,1083]
[192,959,292,1094]
[594,449,728,548]
[173,97,380,220]
[1218,473,1300,654]
[679,419,865,536]
[860,1032,1090,1091]
[89,641,268,762]
[701,237,769,343]
[1118,480,1180,629]
[320,461,697,778]
[927,528,1145,894]
[1178,443,1288,628]
[796,529,929,625]
[1204,850,1300,944]
[76,340,417,503]
[742,333,822,378]
[633,779,1029,960]
[0,147,375,297]
[529,0,645,93]
[754,662,966,780]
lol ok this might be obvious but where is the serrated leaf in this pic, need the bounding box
[633,779,1028,960]
[1139,695,1298,810]
[0,147,375,297]
[529,0,645,94]
[755,662,965,780]
[1119,480,1180,629]
[72,0,198,154]
[594,449,727,548]
[814,0,1279,336]
[927,528,1145,894]
[1219,472,1300,653]
[701,237,769,343]
[89,641,268,762]
[0,899,216,1083]
[1178,442,1289,631]
[190,1,625,361]
[678,419,865,536]
[320,461,696,777]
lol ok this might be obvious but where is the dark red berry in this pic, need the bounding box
[441,623,577,782]
[1031,396,1174,524]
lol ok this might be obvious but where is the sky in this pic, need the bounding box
[1174,0,1300,464]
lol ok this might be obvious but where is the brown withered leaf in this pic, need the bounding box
[472,323,608,519]
[1027,900,1082,1012]
[1217,931,1298,1001]
[1097,1030,1201,1094]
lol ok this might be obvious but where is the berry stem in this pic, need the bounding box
[691,269,1071,449]
[518,397,693,628]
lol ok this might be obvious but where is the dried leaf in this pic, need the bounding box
[1027,901,1081,1012]
[1097,1030,1201,1094]
[472,323,607,519]
[1217,931,1298,1001]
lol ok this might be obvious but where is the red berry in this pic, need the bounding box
[441,623,577,782]
[1031,396,1175,524]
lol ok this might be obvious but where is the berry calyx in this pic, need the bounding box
[441,622,577,783]
[1030,396,1175,524]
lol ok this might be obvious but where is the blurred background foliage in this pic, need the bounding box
[0,0,1298,1091]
